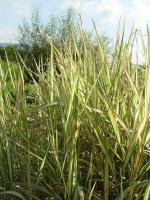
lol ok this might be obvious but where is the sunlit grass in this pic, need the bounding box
[0,24,150,200]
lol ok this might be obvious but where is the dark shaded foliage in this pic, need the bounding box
[0,45,18,62]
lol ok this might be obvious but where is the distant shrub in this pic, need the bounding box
[18,9,111,82]
[0,45,18,62]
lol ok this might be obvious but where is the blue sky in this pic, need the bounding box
[1,0,150,43]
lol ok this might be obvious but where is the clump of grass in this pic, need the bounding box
[0,23,150,200]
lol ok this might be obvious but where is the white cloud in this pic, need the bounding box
[0,0,32,43]
[5,0,32,17]
[66,0,149,64]
[127,0,150,29]
[66,0,125,24]
[66,0,150,30]
[0,27,18,43]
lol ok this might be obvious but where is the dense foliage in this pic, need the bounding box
[0,23,150,200]
[17,9,110,81]
[0,45,18,62]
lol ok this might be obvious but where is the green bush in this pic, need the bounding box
[17,9,111,82]
[0,45,18,62]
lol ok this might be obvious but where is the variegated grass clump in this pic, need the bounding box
[0,24,150,200]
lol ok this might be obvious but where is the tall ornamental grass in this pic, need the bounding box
[0,24,150,199]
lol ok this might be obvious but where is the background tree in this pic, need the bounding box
[18,8,111,81]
